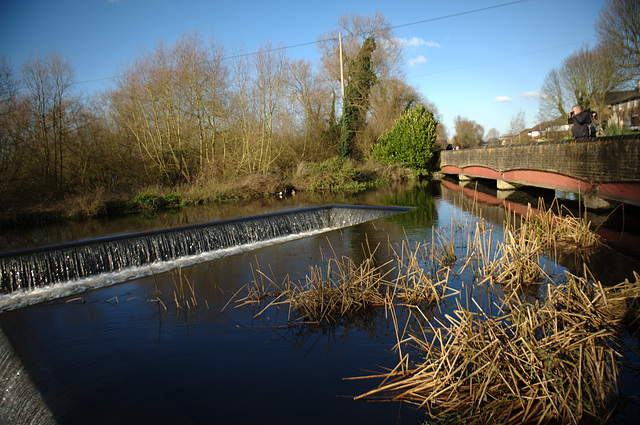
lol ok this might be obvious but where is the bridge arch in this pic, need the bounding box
[440,136,640,208]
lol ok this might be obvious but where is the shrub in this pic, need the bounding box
[603,123,631,136]
[372,104,438,170]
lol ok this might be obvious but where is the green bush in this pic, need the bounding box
[294,157,368,193]
[372,104,438,170]
[603,123,631,136]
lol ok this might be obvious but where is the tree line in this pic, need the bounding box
[450,0,639,147]
[0,13,443,210]
[539,0,639,128]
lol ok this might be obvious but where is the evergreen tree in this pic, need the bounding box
[340,37,376,157]
[372,104,438,170]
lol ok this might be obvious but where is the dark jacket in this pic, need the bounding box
[568,109,591,138]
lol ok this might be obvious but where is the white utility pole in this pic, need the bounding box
[339,32,344,98]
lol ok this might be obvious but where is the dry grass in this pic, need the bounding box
[341,200,636,425]
[350,270,640,425]
[172,267,197,310]
[233,238,450,325]
[480,200,600,290]
[512,199,601,254]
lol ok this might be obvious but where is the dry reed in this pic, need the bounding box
[234,238,450,325]
[351,269,640,424]
[172,267,197,310]
[482,200,601,290]
[345,198,636,425]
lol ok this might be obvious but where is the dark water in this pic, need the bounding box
[1,181,639,424]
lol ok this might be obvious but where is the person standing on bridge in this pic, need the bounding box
[568,105,591,138]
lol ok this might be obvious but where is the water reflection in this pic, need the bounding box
[439,176,640,286]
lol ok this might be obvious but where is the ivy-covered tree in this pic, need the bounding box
[340,36,376,157]
[372,104,438,170]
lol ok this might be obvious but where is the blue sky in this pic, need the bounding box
[0,0,605,137]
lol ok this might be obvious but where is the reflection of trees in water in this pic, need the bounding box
[249,303,441,357]
[378,181,440,229]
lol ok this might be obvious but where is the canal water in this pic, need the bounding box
[1,180,639,424]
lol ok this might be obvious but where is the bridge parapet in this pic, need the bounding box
[440,135,640,207]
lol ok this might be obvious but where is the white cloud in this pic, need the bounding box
[397,37,440,48]
[520,91,541,99]
[494,96,513,102]
[408,55,427,67]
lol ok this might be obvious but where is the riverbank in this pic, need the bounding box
[0,158,418,230]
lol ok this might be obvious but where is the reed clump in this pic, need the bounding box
[286,245,391,323]
[515,199,601,253]
[485,227,545,289]
[234,239,450,325]
[230,196,635,424]
[483,200,600,290]
[351,270,640,425]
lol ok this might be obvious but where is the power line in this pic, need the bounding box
[409,40,583,79]
[8,0,532,92]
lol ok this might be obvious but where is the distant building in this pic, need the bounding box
[605,82,640,130]
[523,120,569,140]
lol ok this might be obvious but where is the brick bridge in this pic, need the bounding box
[439,135,640,208]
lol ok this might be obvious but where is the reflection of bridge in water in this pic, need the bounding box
[441,136,640,208]
[439,179,640,286]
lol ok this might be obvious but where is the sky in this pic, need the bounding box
[0,0,606,137]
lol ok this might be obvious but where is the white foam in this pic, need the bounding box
[0,228,331,312]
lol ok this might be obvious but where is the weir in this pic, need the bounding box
[0,205,411,296]
[0,327,56,425]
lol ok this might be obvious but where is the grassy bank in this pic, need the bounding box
[0,158,416,230]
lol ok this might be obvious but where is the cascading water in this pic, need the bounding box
[0,205,411,309]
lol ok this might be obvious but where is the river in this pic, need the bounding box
[0,180,639,424]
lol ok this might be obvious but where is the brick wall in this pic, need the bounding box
[440,136,640,183]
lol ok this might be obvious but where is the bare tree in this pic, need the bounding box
[0,55,23,197]
[317,12,403,95]
[540,43,628,121]
[596,0,640,79]
[286,58,334,160]
[175,31,230,172]
[563,44,626,113]
[540,67,570,121]
[109,31,235,183]
[370,78,421,133]
[253,41,288,172]
[0,55,17,108]
[451,116,484,148]
[485,128,500,145]
[21,51,76,194]
[227,44,256,174]
[509,109,526,142]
